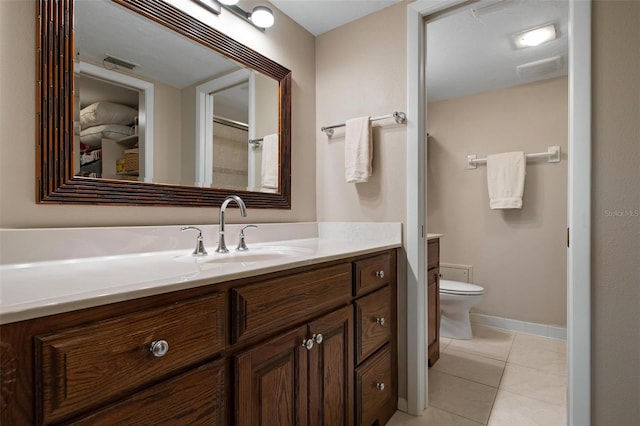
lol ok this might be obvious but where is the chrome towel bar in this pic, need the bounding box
[321,111,406,136]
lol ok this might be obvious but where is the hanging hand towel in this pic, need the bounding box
[486,151,526,209]
[345,116,372,183]
[260,133,279,193]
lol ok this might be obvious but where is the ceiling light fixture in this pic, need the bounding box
[513,24,557,49]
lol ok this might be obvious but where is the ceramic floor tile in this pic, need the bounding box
[433,348,505,387]
[440,336,452,351]
[512,333,567,354]
[446,325,515,361]
[386,408,483,426]
[500,363,567,405]
[428,370,498,424]
[488,390,566,426]
[508,345,567,376]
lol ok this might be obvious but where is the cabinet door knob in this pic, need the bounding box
[314,333,324,345]
[150,340,169,357]
[376,317,386,326]
[376,382,385,391]
[302,338,314,351]
[375,270,385,279]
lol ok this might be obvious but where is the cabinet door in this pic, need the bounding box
[427,268,440,366]
[308,306,354,426]
[236,325,308,426]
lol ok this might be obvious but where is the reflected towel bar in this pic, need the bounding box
[248,138,262,148]
[321,111,406,136]
[467,146,561,169]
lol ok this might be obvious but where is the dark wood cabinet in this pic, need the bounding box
[308,306,354,426]
[69,361,226,426]
[0,249,397,425]
[427,239,440,367]
[235,325,309,426]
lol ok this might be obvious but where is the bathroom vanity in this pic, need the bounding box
[0,225,399,425]
[427,236,441,366]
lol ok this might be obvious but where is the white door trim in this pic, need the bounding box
[405,1,592,423]
[76,61,154,183]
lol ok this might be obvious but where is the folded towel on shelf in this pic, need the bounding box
[261,133,279,193]
[345,116,372,183]
[486,151,527,209]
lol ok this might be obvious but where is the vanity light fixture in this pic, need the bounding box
[192,0,222,15]
[222,3,275,30]
[513,24,557,49]
[250,5,275,29]
[193,0,275,30]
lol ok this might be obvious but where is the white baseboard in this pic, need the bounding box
[397,397,408,412]
[470,313,567,340]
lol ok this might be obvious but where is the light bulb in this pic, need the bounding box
[250,6,274,28]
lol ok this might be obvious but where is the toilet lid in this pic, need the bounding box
[440,279,484,295]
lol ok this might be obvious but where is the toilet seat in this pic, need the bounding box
[440,279,484,296]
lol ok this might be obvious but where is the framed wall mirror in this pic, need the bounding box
[36,0,291,208]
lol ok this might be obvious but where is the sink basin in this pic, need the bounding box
[173,245,312,265]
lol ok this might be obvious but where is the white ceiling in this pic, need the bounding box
[75,0,568,102]
[268,0,568,100]
[269,0,401,36]
[426,0,569,101]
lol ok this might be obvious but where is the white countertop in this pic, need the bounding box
[0,222,401,324]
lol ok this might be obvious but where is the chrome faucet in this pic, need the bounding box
[216,195,247,253]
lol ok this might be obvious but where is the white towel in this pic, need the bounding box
[345,116,372,183]
[260,133,279,193]
[486,151,526,209]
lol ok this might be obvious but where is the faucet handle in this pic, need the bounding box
[237,225,258,252]
[181,226,208,256]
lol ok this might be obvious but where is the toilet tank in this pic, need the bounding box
[440,263,473,283]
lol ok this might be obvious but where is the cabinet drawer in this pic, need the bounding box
[70,361,226,425]
[355,286,391,365]
[428,239,440,269]
[353,253,391,297]
[231,263,352,344]
[36,293,225,424]
[355,345,395,426]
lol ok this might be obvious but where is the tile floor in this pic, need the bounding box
[388,324,567,426]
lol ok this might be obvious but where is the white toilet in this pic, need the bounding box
[439,279,485,340]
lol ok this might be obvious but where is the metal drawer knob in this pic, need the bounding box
[376,382,385,391]
[314,333,324,344]
[375,270,385,279]
[150,340,169,357]
[376,317,386,326]
[302,338,314,351]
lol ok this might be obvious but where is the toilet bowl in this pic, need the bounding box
[439,279,484,340]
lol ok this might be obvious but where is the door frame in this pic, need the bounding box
[405,1,591,424]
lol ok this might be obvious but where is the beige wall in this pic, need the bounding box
[592,1,640,423]
[0,0,316,228]
[427,77,568,326]
[315,1,409,401]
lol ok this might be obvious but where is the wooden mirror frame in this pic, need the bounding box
[36,0,291,208]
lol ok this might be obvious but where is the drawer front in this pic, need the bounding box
[355,345,394,426]
[36,293,225,424]
[70,361,226,426]
[353,253,391,297]
[231,263,352,344]
[428,239,440,270]
[355,286,391,365]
